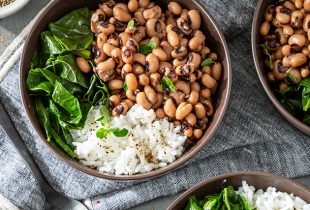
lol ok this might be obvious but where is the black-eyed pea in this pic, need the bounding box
[173,57,187,67]
[155,108,166,119]
[154,84,163,93]
[289,53,307,67]
[109,94,121,107]
[201,73,217,89]
[189,34,205,51]
[152,47,168,61]
[211,63,222,80]
[183,126,193,138]
[282,25,294,37]
[97,33,108,50]
[76,57,91,73]
[153,93,164,109]
[167,30,180,47]
[175,64,195,76]
[125,73,138,90]
[168,2,182,15]
[119,32,131,47]
[282,45,291,56]
[111,48,124,68]
[108,79,123,90]
[97,21,115,35]
[146,53,159,73]
[193,129,203,139]
[288,34,306,47]
[122,46,134,64]
[126,89,137,101]
[267,71,276,82]
[302,47,310,57]
[301,67,310,78]
[143,5,162,20]
[209,52,218,61]
[304,0,310,11]
[113,3,131,22]
[273,60,286,80]
[188,10,201,30]
[150,36,160,47]
[191,82,200,92]
[175,102,193,120]
[103,43,116,56]
[202,66,211,74]
[169,92,184,105]
[194,102,206,119]
[128,0,138,13]
[144,85,157,104]
[187,53,201,70]
[275,28,287,45]
[125,38,139,53]
[291,11,304,28]
[133,53,146,66]
[138,0,150,8]
[185,113,197,127]
[136,92,152,110]
[276,11,290,24]
[134,8,146,25]
[264,4,275,22]
[112,102,129,116]
[96,58,116,73]
[150,73,161,87]
[295,0,303,9]
[282,56,291,67]
[175,80,191,95]
[160,41,173,60]
[279,82,289,91]
[171,46,187,58]
[124,99,134,109]
[164,98,177,117]
[200,46,210,60]
[201,88,211,99]
[132,64,144,75]
[99,1,115,17]
[188,74,196,83]
[177,17,192,35]
[146,19,167,39]
[139,74,150,86]
[94,48,107,65]
[187,90,199,105]
[203,99,214,116]
[121,63,132,79]
[260,21,271,36]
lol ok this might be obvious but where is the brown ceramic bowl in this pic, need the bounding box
[19,0,231,180]
[168,171,310,209]
[252,0,310,135]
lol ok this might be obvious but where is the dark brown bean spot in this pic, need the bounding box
[123,49,132,57]
[100,21,109,27]
[98,14,106,21]
[115,104,124,114]
[155,20,162,33]
[280,7,291,15]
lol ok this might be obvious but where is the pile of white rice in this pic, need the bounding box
[70,104,187,175]
[236,181,310,210]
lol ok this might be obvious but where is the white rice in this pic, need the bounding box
[70,104,187,175]
[236,181,310,210]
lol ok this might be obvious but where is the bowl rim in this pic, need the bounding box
[0,0,30,19]
[251,0,310,135]
[167,171,310,209]
[19,0,232,180]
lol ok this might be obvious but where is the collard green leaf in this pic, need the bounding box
[52,80,82,124]
[73,49,91,59]
[35,98,52,142]
[303,114,310,125]
[50,128,76,158]
[300,77,310,89]
[239,195,252,210]
[27,68,54,95]
[201,58,216,67]
[48,7,92,51]
[185,196,203,210]
[40,31,66,54]
[203,194,219,210]
[84,74,109,105]
[53,54,89,88]
[302,87,310,111]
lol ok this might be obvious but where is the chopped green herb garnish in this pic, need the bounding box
[96,127,128,139]
[286,73,297,84]
[127,18,137,29]
[201,58,216,67]
[161,76,176,92]
[123,81,128,91]
[139,40,157,55]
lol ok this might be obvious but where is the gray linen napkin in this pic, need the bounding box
[0,0,309,209]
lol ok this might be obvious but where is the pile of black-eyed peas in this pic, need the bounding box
[82,0,222,141]
[260,0,310,90]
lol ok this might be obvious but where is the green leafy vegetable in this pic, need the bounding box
[139,40,157,55]
[259,44,273,69]
[201,58,216,67]
[73,49,91,59]
[184,186,255,210]
[53,54,89,88]
[96,127,128,139]
[48,8,92,52]
[35,98,53,142]
[161,76,176,91]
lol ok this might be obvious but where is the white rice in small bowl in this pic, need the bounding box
[237,181,310,210]
[70,104,187,175]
